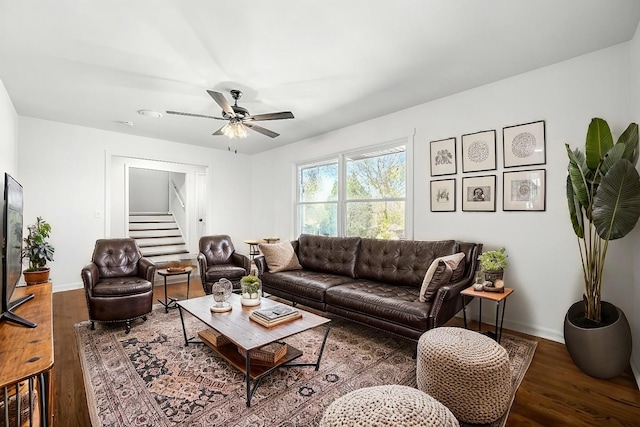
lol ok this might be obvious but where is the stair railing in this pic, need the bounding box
[171,180,185,209]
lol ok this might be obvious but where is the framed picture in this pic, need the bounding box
[430,137,457,176]
[462,175,496,212]
[430,179,456,212]
[461,130,496,173]
[503,120,546,168]
[503,169,546,211]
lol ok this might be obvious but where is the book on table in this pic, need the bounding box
[250,305,301,327]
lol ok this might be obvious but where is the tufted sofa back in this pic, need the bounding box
[92,238,142,278]
[199,235,235,265]
[356,238,457,287]
[297,234,361,278]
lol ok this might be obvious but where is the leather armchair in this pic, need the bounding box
[81,238,156,333]
[197,235,250,294]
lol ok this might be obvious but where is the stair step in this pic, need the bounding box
[129,229,182,238]
[148,253,197,265]
[129,222,179,231]
[129,213,173,222]
[141,245,189,256]
[135,236,185,247]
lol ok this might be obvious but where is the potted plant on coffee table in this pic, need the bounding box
[22,216,55,285]
[565,118,640,379]
[240,275,261,306]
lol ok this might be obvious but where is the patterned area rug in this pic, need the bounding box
[75,305,536,427]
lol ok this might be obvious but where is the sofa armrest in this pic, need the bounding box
[138,257,157,282]
[254,255,268,276]
[81,263,99,294]
[231,251,251,275]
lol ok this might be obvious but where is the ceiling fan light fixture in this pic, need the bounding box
[222,121,248,139]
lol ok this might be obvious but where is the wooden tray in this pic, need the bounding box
[237,342,287,364]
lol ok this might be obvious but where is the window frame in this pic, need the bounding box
[295,136,413,239]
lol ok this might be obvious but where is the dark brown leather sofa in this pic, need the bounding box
[255,234,482,341]
[81,238,156,333]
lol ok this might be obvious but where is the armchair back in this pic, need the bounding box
[92,238,142,278]
[199,235,236,265]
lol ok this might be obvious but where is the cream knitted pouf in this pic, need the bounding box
[416,327,511,424]
[320,385,459,427]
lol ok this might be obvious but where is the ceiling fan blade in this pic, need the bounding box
[244,122,279,138]
[246,111,295,121]
[166,110,224,120]
[207,90,235,118]
[212,126,226,136]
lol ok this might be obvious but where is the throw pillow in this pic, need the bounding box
[259,241,303,273]
[419,252,466,302]
[450,257,467,282]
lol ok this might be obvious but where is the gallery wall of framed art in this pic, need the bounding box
[428,119,547,213]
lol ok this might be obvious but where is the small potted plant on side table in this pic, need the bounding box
[240,275,261,306]
[478,248,507,290]
[22,216,55,285]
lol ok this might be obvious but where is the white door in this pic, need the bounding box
[196,172,207,239]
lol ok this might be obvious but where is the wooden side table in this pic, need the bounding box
[157,267,193,313]
[244,240,261,260]
[460,286,514,343]
[0,282,54,427]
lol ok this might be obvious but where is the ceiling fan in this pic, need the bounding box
[166,89,295,141]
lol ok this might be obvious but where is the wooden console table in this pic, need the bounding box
[0,282,54,426]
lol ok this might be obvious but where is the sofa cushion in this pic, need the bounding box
[259,241,303,273]
[297,235,361,278]
[325,281,432,331]
[419,252,466,302]
[261,270,355,302]
[355,239,457,287]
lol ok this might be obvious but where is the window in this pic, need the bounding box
[296,143,407,239]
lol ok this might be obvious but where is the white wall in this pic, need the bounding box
[129,168,169,213]
[0,79,18,178]
[18,117,253,291]
[250,43,634,344]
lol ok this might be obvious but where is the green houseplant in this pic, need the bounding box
[240,275,261,306]
[22,216,55,284]
[478,248,507,283]
[564,117,640,378]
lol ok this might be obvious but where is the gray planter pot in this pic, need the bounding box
[563,301,632,379]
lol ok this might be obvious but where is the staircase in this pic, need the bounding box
[129,213,191,265]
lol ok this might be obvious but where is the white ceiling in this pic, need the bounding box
[1,1,639,155]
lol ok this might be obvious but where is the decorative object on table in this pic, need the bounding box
[430,178,456,212]
[237,342,288,365]
[240,275,262,306]
[22,216,55,285]
[462,175,496,212]
[564,118,640,379]
[461,129,496,173]
[210,278,233,312]
[249,305,301,327]
[197,328,230,347]
[478,247,507,284]
[502,120,546,168]
[430,137,457,176]
[503,169,546,211]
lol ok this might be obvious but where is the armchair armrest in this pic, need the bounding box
[254,255,268,276]
[197,253,207,282]
[231,251,251,275]
[138,257,157,282]
[81,263,99,294]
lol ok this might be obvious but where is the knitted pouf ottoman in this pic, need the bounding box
[416,327,511,424]
[320,385,459,427]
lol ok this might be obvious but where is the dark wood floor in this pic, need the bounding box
[53,280,640,426]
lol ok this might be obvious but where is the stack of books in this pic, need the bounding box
[249,305,301,327]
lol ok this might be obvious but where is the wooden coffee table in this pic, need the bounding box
[177,293,331,407]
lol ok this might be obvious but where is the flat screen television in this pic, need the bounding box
[0,173,36,327]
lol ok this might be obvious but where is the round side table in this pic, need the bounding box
[157,266,193,313]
